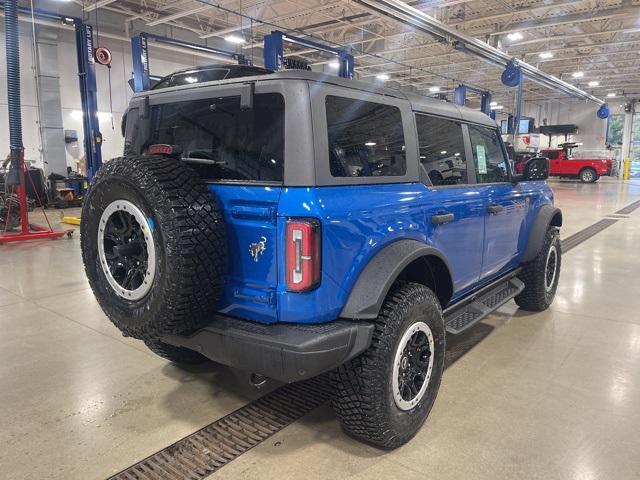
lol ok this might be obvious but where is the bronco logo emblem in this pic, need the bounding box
[249,236,267,262]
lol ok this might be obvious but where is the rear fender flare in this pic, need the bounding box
[340,240,453,320]
[523,205,563,262]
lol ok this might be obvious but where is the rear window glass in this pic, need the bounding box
[147,93,284,182]
[325,96,406,178]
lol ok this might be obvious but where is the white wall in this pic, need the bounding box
[518,99,610,150]
[0,23,205,174]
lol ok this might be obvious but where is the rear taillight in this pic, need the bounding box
[286,218,321,292]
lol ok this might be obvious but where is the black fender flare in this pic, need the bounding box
[340,240,454,320]
[522,205,563,262]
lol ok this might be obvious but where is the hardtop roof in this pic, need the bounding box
[136,69,497,128]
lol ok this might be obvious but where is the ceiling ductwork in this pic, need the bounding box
[354,0,605,104]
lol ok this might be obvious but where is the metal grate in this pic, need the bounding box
[108,376,332,480]
[561,219,618,253]
[616,199,640,215]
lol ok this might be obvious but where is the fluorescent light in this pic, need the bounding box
[328,60,340,69]
[607,92,616,98]
[539,51,554,59]
[507,32,523,41]
[490,101,498,107]
[184,76,198,84]
[376,73,390,81]
[440,150,447,155]
[365,141,377,147]
[428,86,440,93]
[588,81,599,87]
[572,71,584,78]
[491,105,504,110]
[224,34,246,44]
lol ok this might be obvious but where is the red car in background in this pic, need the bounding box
[516,143,612,183]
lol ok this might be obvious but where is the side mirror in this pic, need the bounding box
[522,156,549,181]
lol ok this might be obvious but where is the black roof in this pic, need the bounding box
[151,64,272,90]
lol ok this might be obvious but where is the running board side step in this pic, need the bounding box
[443,274,524,334]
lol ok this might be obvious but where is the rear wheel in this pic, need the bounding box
[515,227,561,311]
[331,283,445,449]
[81,156,226,340]
[579,168,597,183]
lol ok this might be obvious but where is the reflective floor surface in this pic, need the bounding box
[1,178,639,480]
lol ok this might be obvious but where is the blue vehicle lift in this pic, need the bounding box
[263,30,354,79]
[130,32,249,92]
[0,5,103,181]
[453,84,493,118]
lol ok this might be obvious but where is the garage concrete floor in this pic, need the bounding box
[1,178,640,480]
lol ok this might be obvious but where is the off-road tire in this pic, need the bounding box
[331,283,445,449]
[579,168,597,183]
[81,155,226,340]
[515,227,561,311]
[144,339,209,365]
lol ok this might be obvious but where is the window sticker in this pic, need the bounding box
[476,144,487,174]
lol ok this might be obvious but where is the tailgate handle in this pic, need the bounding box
[431,212,454,225]
[231,205,275,221]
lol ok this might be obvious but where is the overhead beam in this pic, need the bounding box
[84,0,118,12]
[147,5,211,26]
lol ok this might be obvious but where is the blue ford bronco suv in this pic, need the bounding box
[81,67,562,449]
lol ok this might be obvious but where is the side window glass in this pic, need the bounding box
[415,114,468,186]
[325,96,406,178]
[546,151,559,160]
[468,125,509,183]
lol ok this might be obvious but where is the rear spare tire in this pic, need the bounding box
[81,156,226,340]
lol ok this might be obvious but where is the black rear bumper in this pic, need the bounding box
[163,316,374,383]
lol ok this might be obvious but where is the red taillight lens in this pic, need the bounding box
[148,144,174,155]
[286,218,321,292]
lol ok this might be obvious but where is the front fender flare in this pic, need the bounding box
[340,240,453,320]
[522,205,563,262]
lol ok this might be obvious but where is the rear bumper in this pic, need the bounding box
[163,316,374,383]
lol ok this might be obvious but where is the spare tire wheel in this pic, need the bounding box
[80,155,226,340]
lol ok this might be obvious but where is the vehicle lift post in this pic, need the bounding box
[263,30,354,79]
[453,84,493,117]
[0,2,102,238]
[131,32,250,92]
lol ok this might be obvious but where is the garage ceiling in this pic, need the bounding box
[78,0,640,107]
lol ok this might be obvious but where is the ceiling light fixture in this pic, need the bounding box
[376,73,390,81]
[572,71,584,78]
[224,34,246,44]
[507,32,523,41]
[490,101,498,107]
[607,92,616,98]
[588,81,599,87]
[539,52,554,59]
[328,60,340,69]
[491,105,504,110]
[428,86,440,93]
[365,141,377,147]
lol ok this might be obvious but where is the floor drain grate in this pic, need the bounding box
[561,218,618,253]
[616,200,640,215]
[108,375,333,480]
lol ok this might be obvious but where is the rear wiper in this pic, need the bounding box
[181,157,227,165]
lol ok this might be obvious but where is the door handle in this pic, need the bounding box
[431,213,455,225]
[488,204,504,215]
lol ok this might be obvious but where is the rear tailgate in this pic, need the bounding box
[210,184,282,323]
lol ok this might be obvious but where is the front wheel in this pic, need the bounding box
[515,227,561,311]
[331,283,445,449]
